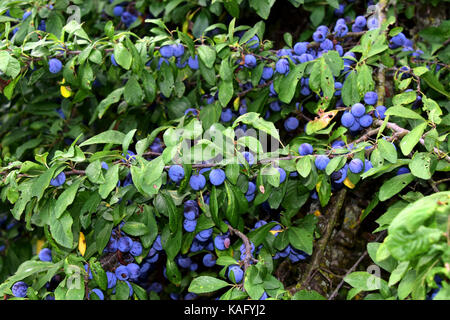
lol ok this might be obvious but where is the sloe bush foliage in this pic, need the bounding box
[0,0,449,300]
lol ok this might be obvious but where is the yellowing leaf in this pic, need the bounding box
[182,20,189,35]
[60,78,73,98]
[269,229,283,236]
[315,181,322,193]
[306,110,339,135]
[36,239,45,254]
[233,97,240,111]
[78,232,86,256]
[344,177,355,189]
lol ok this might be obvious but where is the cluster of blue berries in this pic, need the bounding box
[183,200,200,233]
[9,6,52,37]
[339,91,387,133]
[111,2,138,28]
[252,220,309,263]
[297,141,374,190]
[169,165,227,188]
[390,32,424,58]
[81,223,148,300]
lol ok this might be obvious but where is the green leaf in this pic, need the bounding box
[323,51,344,77]
[31,166,59,201]
[113,43,132,70]
[98,164,119,199]
[392,91,417,106]
[378,173,415,201]
[326,0,339,8]
[225,164,240,185]
[177,30,195,57]
[409,152,436,180]
[199,59,216,86]
[288,214,317,255]
[216,256,239,266]
[50,211,74,248]
[309,58,334,100]
[326,156,346,175]
[122,222,149,236]
[94,88,125,120]
[399,122,427,156]
[124,76,143,106]
[342,71,360,107]
[188,276,230,294]
[296,156,312,178]
[209,186,221,227]
[53,178,83,219]
[398,270,416,299]
[233,112,280,141]
[0,261,61,296]
[86,160,105,184]
[367,242,397,273]
[114,280,131,300]
[165,259,181,285]
[0,51,21,78]
[131,157,165,196]
[388,261,410,286]
[224,0,240,18]
[63,20,90,40]
[199,102,221,130]
[197,45,216,69]
[318,175,331,207]
[345,271,387,291]
[224,181,238,227]
[421,71,450,99]
[384,106,426,121]
[357,64,375,96]
[219,80,233,107]
[293,290,326,300]
[162,192,180,233]
[90,260,108,291]
[378,139,398,163]
[159,62,174,98]
[279,63,306,104]
[288,226,313,255]
[249,0,275,19]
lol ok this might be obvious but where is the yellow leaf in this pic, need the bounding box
[306,110,339,134]
[233,97,240,111]
[60,87,72,97]
[60,79,73,98]
[182,20,189,35]
[269,229,283,236]
[344,177,355,189]
[315,181,322,193]
[36,239,45,254]
[78,232,86,256]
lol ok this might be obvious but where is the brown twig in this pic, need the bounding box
[328,230,387,300]
[227,225,257,271]
[288,188,347,295]
[374,120,450,162]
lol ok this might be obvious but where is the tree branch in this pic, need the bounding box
[328,230,387,300]
[288,188,347,295]
[227,225,257,272]
[374,120,450,162]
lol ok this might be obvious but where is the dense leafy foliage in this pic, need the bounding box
[0,0,449,300]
